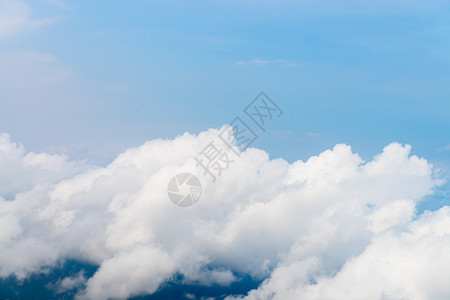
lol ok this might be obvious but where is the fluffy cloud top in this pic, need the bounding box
[0,128,447,300]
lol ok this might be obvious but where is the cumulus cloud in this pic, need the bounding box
[0,127,447,299]
[235,207,450,300]
[0,133,87,200]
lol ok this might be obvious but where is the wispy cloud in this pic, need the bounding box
[237,58,303,67]
[0,50,74,92]
[307,131,324,138]
[437,145,450,152]
[236,58,303,67]
[237,58,287,66]
[0,0,60,38]
[40,0,71,9]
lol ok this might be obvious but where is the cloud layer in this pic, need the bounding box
[0,128,447,299]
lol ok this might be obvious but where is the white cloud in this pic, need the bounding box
[237,59,287,66]
[235,207,450,300]
[78,245,177,300]
[0,133,87,200]
[437,145,450,152]
[0,49,80,124]
[0,50,73,93]
[0,2,73,116]
[40,0,70,9]
[236,58,303,67]
[0,128,447,299]
[0,0,58,38]
[48,271,87,294]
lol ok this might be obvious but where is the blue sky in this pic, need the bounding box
[1,1,449,154]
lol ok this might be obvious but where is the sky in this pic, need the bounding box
[0,0,450,299]
[1,0,449,164]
